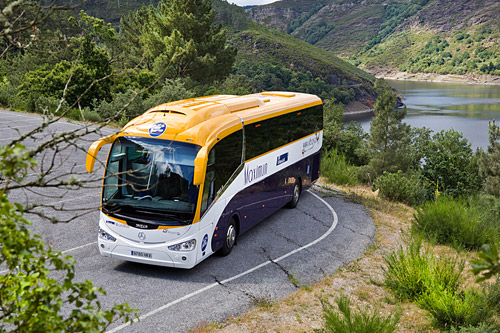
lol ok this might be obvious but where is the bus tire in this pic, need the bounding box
[219,218,237,256]
[286,181,301,209]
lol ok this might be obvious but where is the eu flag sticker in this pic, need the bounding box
[277,152,289,166]
[149,122,167,137]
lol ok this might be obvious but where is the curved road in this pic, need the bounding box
[0,109,374,332]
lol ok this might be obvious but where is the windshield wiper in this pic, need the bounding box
[134,208,191,224]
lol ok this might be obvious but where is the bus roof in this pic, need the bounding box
[119,91,322,147]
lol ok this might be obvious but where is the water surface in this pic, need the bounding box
[360,80,500,150]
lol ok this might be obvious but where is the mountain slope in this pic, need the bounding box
[79,0,380,109]
[247,0,500,76]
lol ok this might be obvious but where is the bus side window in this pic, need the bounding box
[200,149,216,216]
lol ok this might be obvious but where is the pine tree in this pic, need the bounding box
[478,120,500,197]
[367,89,412,176]
[121,0,235,83]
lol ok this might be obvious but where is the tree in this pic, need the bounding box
[1,4,141,329]
[478,120,500,197]
[18,12,115,110]
[366,89,413,176]
[422,129,481,197]
[119,0,235,84]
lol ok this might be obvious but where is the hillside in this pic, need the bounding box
[77,0,379,110]
[247,0,500,76]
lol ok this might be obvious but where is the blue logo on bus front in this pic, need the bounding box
[201,234,208,251]
[149,122,167,137]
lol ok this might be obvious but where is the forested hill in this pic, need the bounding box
[248,0,500,76]
[77,0,379,111]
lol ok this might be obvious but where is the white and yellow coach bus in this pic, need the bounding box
[86,91,323,269]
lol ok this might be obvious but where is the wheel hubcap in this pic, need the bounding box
[293,184,300,202]
[226,224,236,249]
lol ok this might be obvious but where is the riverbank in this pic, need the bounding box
[370,69,500,85]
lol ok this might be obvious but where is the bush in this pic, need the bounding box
[143,78,195,111]
[82,107,102,122]
[413,196,499,250]
[321,149,359,186]
[320,295,400,333]
[418,288,495,329]
[93,90,145,121]
[374,171,428,206]
[422,129,481,197]
[383,239,464,301]
[450,323,498,333]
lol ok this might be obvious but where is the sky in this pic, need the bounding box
[227,0,277,6]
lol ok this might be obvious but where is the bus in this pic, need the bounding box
[86,91,323,269]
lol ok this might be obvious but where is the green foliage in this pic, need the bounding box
[0,144,135,331]
[367,89,413,176]
[413,196,499,250]
[471,244,500,282]
[323,101,368,166]
[418,287,495,329]
[374,171,428,206]
[383,238,464,301]
[18,11,115,109]
[422,129,481,197]
[321,149,359,186]
[123,0,236,83]
[478,121,500,197]
[319,295,400,333]
[450,323,498,333]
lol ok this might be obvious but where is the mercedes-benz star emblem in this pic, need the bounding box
[138,232,146,241]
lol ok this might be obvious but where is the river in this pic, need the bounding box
[359,80,500,150]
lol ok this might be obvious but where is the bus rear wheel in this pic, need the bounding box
[286,181,301,209]
[218,218,237,256]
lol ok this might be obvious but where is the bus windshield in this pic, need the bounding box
[102,137,201,226]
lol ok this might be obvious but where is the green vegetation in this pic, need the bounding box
[383,239,463,301]
[374,171,427,206]
[413,196,499,250]
[320,295,400,333]
[0,143,136,330]
[321,149,358,186]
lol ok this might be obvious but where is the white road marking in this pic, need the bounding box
[62,241,97,254]
[0,241,97,275]
[107,190,339,333]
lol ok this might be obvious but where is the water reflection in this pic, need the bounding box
[360,80,500,149]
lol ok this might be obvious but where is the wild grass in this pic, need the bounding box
[321,149,358,186]
[383,238,464,301]
[413,196,499,250]
[319,295,400,333]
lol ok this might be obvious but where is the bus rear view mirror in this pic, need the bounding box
[86,134,117,173]
[193,147,208,186]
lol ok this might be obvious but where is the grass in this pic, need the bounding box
[413,196,499,250]
[320,295,400,333]
[383,238,464,301]
[321,149,359,186]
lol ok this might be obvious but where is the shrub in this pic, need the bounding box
[374,171,428,206]
[321,149,358,186]
[320,295,400,333]
[383,239,464,301]
[450,323,498,333]
[413,196,499,250]
[93,90,145,120]
[418,288,495,329]
[422,129,481,197]
[82,107,102,122]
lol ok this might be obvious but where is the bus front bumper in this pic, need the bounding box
[98,239,198,269]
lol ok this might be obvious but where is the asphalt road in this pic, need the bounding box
[0,109,375,332]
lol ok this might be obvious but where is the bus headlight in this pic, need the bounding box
[98,227,116,242]
[168,239,196,251]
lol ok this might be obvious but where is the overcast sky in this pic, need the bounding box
[227,0,277,6]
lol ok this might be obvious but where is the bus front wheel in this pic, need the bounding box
[219,218,237,256]
[286,181,301,209]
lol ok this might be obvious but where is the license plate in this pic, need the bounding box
[131,250,152,259]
